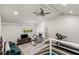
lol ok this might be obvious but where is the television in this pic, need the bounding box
[21,34,28,39]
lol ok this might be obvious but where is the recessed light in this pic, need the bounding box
[14,11,18,15]
[70,11,73,13]
[62,4,67,6]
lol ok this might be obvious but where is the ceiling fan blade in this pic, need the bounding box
[33,12,39,14]
[40,8,44,12]
[33,8,50,16]
[42,13,45,16]
[43,12,50,14]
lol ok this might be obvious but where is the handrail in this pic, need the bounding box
[31,38,79,55]
[32,39,49,49]
[31,39,49,55]
[54,44,79,54]
[49,38,79,50]
[52,47,70,55]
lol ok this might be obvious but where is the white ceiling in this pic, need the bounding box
[1,4,79,24]
[50,4,79,15]
[0,4,60,24]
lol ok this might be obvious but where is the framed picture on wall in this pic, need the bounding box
[23,28,33,33]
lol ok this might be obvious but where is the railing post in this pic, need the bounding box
[49,38,52,55]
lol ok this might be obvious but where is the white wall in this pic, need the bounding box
[36,20,45,37]
[2,23,37,43]
[45,15,79,44]
[2,14,79,44]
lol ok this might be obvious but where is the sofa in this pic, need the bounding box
[4,42,21,55]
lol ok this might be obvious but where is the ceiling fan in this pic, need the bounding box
[33,8,50,16]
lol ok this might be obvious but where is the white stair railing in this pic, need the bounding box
[49,38,79,50]
[31,39,49,55]
[31,38,79,55]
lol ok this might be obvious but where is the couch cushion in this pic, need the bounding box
[9,42,16,53]
[5,42,10,54]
